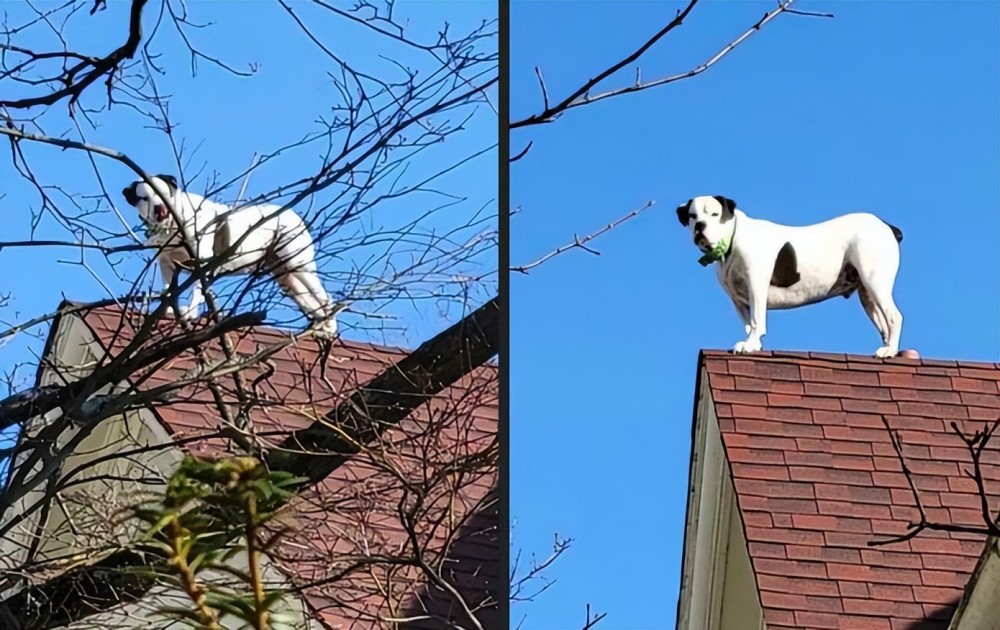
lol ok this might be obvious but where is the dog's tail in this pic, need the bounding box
[883,220,903,244]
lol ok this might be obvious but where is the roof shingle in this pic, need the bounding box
[74,305,499,629]
[701,350,1000,630]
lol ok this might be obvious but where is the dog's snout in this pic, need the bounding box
[694,221,707,233]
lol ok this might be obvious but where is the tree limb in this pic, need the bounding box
[0,309,265,432]
[0,0,148,110]
[869,415,1000,547]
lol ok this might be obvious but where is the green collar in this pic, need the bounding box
[698,236,733,266]
[697,216,736,266]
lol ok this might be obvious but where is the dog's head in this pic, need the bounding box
[675,195,737,253]
[122,175,178,227]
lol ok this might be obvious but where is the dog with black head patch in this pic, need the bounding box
[122,174,342,338]
[676,195,904,357]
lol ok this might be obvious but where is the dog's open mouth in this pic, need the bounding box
[154,205,170,222]
[695,234,712,251]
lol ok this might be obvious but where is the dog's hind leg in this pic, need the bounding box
[296,269,341,337]
[277,271,321,316]
[857,269,902,358]
[278,270,338,338]
[852,223,903,358]
[858,287,889,344]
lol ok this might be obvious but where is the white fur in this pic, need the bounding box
[123,175,340,337]
[678,195,903,357]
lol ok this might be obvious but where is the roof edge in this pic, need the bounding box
[948,536,999,629]
[32,299,77,388]
[674,350,710,628]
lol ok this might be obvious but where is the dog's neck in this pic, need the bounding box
[697,212,739,266]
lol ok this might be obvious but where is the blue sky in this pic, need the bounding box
[0,1,497,393]
[510,2,999,628]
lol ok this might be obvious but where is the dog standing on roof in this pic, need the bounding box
[676,195,904,358]
[122,174,342,338]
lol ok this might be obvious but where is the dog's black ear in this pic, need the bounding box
[156,174,178,192]
[713,196,736,219]
[122,183,139,206]
[675,200,692,227]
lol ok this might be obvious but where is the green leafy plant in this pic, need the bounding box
[135,455,305,630]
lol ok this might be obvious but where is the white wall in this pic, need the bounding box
[677,370,764,630]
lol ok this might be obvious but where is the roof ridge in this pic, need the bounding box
[58,298,418,357]
[698,349,997,369]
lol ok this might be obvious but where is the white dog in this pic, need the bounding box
[122,174,340,337]
[677,195,903,357]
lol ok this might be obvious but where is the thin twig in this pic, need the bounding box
[511,201,655,274]
[510,141,533,163]
[583,604,607,629]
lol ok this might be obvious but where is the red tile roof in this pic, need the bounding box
[73,305,499,629]
[700,350,1000,630]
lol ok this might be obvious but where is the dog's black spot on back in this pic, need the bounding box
[770,242,801,288]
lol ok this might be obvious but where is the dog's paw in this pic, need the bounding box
[733,339,762,354]
[874,345,899,359]
[160,304,181,320]
[311,317,339,340]
[179,304,201,322]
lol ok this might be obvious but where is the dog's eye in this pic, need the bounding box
[711,212,720,217]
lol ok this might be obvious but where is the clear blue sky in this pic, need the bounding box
[510,2,998,629]
[0,1,496,389]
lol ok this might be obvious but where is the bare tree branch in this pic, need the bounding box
[0,0,148,110]
[869,415,1000,547]
[511,0,831,130]
[511,201,655,274]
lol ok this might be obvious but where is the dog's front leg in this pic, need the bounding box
[177,234,217,321]
[181,282,205,321]
[158,257,185,319]
[733,267,770,354]
[729,295,751,337]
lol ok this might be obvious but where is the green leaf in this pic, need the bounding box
[156,606,208,623]
[206,592,255,618]
[262,590,288,609]
[212,564,253,584]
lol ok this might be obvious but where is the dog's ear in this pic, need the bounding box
[675,200,692,227]
[121,182,139,206]
[155,174,178,192]
[713,196,736,220]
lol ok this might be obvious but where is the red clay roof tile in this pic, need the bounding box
[701,350,1000,629]
[74,304,498,629]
